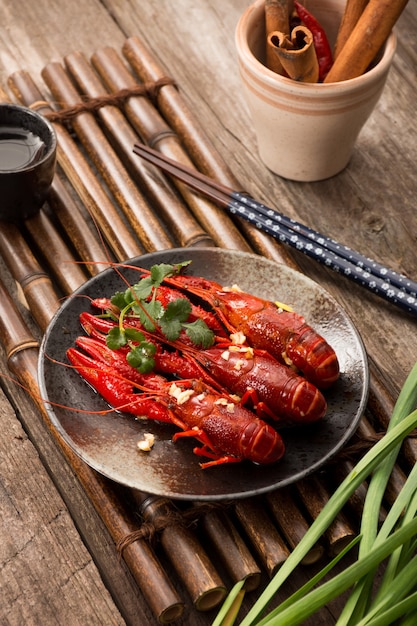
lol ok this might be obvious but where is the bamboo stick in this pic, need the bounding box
[0,221,60,331]
[266,488,324,565]
[40,62,174,254]
[331,459,387,525]
[324,0,406,82]
[90,46,249,252]
[46,174,108,276]
[0,276,184,624]
[23,209,89,294]
[334,0,370,59]
[121,36,298,267]
[8,70,141,262]
[64,51,213,250]
[295,476,356,556]
[357,416,407,507]
[234,498,290,577]
[135,494,226,611]
[195,505,262,591]
[13,149,232,615]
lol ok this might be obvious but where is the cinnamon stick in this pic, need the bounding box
[268,26,319,82]
[325,0,406,82]
[265,0,290,73]
[334,0,369,59]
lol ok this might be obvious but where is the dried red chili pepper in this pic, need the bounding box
[294,1,333,81]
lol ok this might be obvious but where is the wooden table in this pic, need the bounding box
[0,1,416,625]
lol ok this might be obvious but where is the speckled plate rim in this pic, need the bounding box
[38,248,369,501]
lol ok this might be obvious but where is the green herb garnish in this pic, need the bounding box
[104,262,215,373]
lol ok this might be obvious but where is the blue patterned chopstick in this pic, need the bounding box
[231,191,417,296]
[228,192,417,316]
[133,143,417,316]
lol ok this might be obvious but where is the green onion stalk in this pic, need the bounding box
[212,360,417,626]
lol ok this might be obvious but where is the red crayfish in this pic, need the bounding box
[79,308,327,426]
[66,261,339,468]
[67,340,285,469]
[152,272,340,389]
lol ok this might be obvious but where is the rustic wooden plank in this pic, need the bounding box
[0,386,125,625]
[0,1,415,624]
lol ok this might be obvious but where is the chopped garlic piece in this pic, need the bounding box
[230,331,246,345]
[221,350,230,361]
[214,397,229,405]
[214,397,236,412]
[239,346,254,358]
[168,382,194,405]
[223,284,243,293]
[233,359,245,371]
[137,432,155,452]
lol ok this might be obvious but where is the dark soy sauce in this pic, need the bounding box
[0,126,46,171]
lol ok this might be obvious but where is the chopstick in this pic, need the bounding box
[133,142,417,317]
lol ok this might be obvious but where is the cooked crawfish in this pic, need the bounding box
[81,309,327,425]
[66,341,285,468]
[155,273,340,389]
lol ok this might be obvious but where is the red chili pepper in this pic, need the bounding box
[294,1,333,81]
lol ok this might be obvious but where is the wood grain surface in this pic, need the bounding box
[0,1,416,624]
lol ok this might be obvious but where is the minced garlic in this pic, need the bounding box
[230,331,246,345]
[137,432,155,452]
[169,382,194,405]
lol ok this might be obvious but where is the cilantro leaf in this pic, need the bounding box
[128,278,154,301]
[111,291,128,309]
[124,327,146,344]
[149,261,192,285]
[101,261,216,375]
[135,300,162,331]
[106,327,127,349]
[163,298,192,323]
[126,342,156,373]
[159,316,182,341]
[183,319,215,348]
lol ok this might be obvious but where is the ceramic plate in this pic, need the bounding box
[38,248,369,500]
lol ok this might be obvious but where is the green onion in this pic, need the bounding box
[212,580,245,626]
[213,360,417,626]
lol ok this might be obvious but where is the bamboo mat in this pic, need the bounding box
[0,35,414,624]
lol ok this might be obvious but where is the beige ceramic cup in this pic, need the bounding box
[235,0,397,181]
